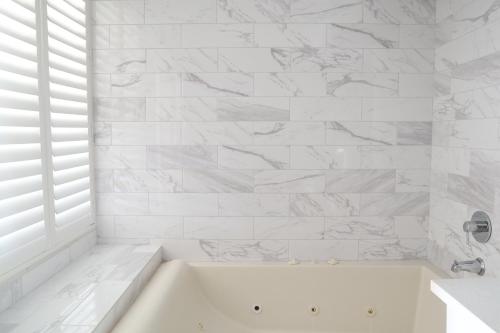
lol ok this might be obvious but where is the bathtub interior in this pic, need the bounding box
[112,260,446,333]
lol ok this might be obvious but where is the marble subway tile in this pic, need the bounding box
[95,146,146,170]
[325,216,395,239]
[470,150,500,184]
[149,193,219,216]
[290,47,363,72]
[94,122,111,146]
[184,217,253,240]
[253,121,325,145]
[327,73,398,97]
[360,192,430,216]
[399,74,435,97]
[289,0,363,23]
[255,24,326,47]
[399,25,435,48]
[161,240,218,261]
[92,1,144,24]
[93,74,111,97]
[146,97,217,121]
[255,73,327,96]
[326,121,396,146]
[146,145,218,169]
[360,146,431,169]
[183,169,254,193]
[94,98,146,122]
[113,170,182,193]
[219,145,290,169]
[447,173,495,211]
[93,50,146,74]
[182,122,253,145]
[145,0,216,23]
[327,23,399,49]
[109,25,181,48]
[449,119,500,149]
[111,122,182,145]
[96,193,149,216]
[290,97,361,120]
[326,169,396,193]
[255,170,325,193]
[396,121,432,145]
[290,146,361,169]
[217,0,291,23]
[182,24,254,47]
[93,25,109,49]
[394,216,428,238]
[219,48,291,72]
[254,217,325,240]
[182,73,253,97]
[218,240,289,261]
[396,169,430,192]
[111,73,181,97]
[363,98,433,121]
[290,193,360,216]
[359,239,427,259]
[289,240,358,260]
[363,0,436,24]
[218,193,289,216]
[364,49,434,73]
[146,49,218,73]
[114,216,183,239]
[95,170,113,193]
[216,97,290,121]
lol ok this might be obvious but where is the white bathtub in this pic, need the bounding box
[112,260,446,333]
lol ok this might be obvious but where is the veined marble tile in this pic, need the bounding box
[182,24,254,47]
[218,240,289,262]
[145,0,216,23]
[149,193,218,216]
[363,0,436,24]
[400,25,435,49]
[96,193,149,216]
[291,47,362,72]
[182,122,253,145]
[363,98,433,121]
[217,0,290,23]
[146,145,218,169]
[111,122,182,145]
[182,73,253,97]
[327,73,398,97]
[216,97,290,121]
[326,169,396,193]
[325,216,395,239]
[399,74,435,97]
[449,119,500,149]
[219,145,290,169]
[439,85,500,120]
[289,0,362,23]
[255,170,325,193]
[290,97,361,120]
[253,121,325,145]
[290,193,360,216]
[255,73,327,96]
[447,174,495,211]
[95,146,146,170]
[93,74,111,97]
[326,121,396,146]
[95,122,111,145]
[146,97,217,121]
[327,23,398,49]
[396,121,432,145]
[290,146,361,169]
[255,24,326,47]
[95,170,113,193]
[111,73,181,97]
[360,192,430,216]
[254,217,325,240]
[470,150,500,185]
[183,169,254,193]
[218,193,289,216]
[396,169,430,192]
[184,217,253,240]
[220,48,290,72]
[360,146,431,169]
[93,25,109,49]
[92,1,144,24]
[146,49,218,72]
[359,239,427,259]
[161,240,218,261]
[289,240,358,261]
[434,71,452,98]
[93,50,146,74]
[95,98,146,121]
[113,170,182,193]
[114,216,183,239]
[394,216,428,238]
[109,25,181,48]
[364,49,434,73]
[449,52,500,94]
[435,0,474,22]
[430,146,470,176]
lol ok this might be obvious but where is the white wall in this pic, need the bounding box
[92,0,435,261]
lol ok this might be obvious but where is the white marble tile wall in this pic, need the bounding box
[92,0,434,262]
[430,0,500,277]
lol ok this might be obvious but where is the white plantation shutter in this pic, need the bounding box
[0,0,93,275]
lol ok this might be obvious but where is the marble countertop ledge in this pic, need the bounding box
[0,245,162,333]
[431,278,500,333]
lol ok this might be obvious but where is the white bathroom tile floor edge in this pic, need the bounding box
[0,245,162,333]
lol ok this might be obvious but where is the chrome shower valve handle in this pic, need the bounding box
[463,211,492,246]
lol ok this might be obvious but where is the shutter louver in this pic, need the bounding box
[47,0,90,229]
